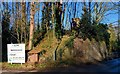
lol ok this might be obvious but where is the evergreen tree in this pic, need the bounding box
[80,5,93,40]
[2,6,11,61]
[55,2,62,40]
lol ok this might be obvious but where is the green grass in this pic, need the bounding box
[1,59,79,71]
[6,64,22,69]
[2,62,23,70]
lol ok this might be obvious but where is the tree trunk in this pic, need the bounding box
[74,2,77,18]
[28,2,35,50]
[21,2,26,44]
[54,1,62,61]
[16,2,20,43]
[52,3,55,38]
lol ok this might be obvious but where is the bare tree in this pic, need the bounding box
[28,2,35,50]
[15,2,21,43]
[92,2,118,24]
[21,2,27,43]
[52,2,55,38]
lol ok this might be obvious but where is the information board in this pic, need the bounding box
[7,44,25,63]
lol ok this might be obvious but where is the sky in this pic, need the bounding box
[102,11,118,25]
[0,1,119,30]
[62,2,119,29]
[1,0,120,2]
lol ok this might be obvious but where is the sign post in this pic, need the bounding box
[7,44,25,64]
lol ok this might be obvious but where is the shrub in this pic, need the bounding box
[65,37,74,49]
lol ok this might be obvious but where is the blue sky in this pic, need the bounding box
[101,10,118,25]
[1,2,119,30]
[61,2,118,29]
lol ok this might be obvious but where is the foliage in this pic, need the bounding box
[33,29,46,47]
[107,25,117,52]
[1,2,119,63]
[65,36,74,49]
[79,6,93,40]
[117,40,120,51]
[76,5,110,50]
[41,2,52,32]
[114,40,120,52]
[95,23,110,49]
[2,10,11,62]
[55,5,62,40]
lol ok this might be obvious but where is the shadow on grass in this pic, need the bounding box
[2,58,115,73]
[34,59,108,72]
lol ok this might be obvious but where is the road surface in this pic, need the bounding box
[1,58,120,73]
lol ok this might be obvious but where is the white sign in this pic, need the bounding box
[7,44,25,63]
